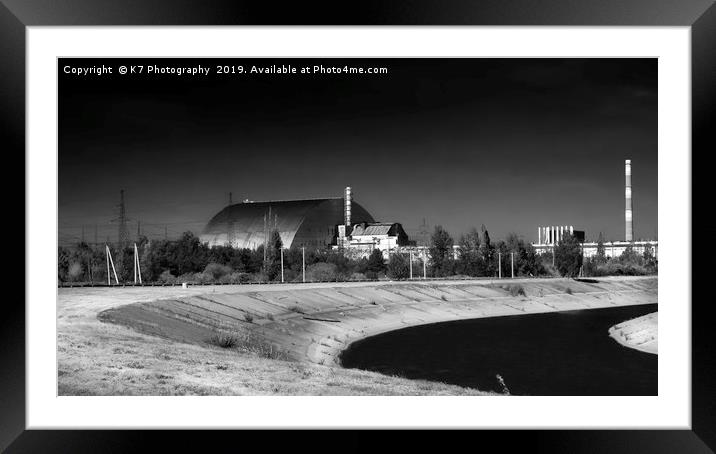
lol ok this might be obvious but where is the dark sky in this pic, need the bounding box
[58,58,657,245]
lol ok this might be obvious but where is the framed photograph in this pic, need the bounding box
[5,0,713,451]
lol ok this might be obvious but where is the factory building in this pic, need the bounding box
[200,188,375,249]
[336,222,413,257]
[531,159,657,259]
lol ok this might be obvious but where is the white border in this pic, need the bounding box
[27,27,691,429]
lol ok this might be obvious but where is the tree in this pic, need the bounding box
[456,228,484,276]
[480,225,496,277]
[265,229,283,280]
[387,253,410,280]
[429,225,454,277]
[554,233,583,277]
[643,244,657,272]
[595,232,607,264]
[366,248,386,275]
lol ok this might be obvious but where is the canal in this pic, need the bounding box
[340,303,657,395]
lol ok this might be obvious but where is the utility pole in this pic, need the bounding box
[280,248,284,283]
[302,247,306,283]
[409,250,413,279]
[81,225,85,243]
[164,225,168,241]
[105,245,119,285]
[134,243,142,284]
[511,252,514,278]
[136,220,141,241]
[423,254,427,279]
[498,252,502,279]
[94,224,98,247]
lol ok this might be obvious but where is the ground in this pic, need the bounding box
[58,283,491,396]
[58,276,657,396]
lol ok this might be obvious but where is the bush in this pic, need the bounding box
[208,333,239,348]
[350,272,367,281]
[67,262,84,282]
[203,262,233,281]
[157,270,177,284]
[387,253,410,280]
[366,249,386,274]
[507,284,526,297]
[305,262,338,282]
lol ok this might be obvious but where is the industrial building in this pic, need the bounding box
[531,159,657,259]
[336,222,413,257]
[200,188,375,249]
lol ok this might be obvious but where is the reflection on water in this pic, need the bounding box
[340,304,657,396]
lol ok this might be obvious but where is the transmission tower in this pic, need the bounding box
[419,218,430,246]
[227,192,234,247]
[115,189,131,249]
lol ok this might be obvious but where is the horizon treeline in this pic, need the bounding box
[57,226,657,285]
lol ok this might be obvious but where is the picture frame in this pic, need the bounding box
[4,0,712,451]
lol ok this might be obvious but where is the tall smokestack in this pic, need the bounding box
[625,159,633,241]
[344,186,352,228]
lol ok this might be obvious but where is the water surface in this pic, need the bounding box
[341,304,657,395]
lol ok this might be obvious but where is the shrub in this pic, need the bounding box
[203,262,233,281]
[366,249,386,274]
[305,262,338,282]
[387,253,410,280]
[507,284,526,297]
[350,272,367,281]
[207,333,239,348]
[68,262,84,282]
[157,270,177,284]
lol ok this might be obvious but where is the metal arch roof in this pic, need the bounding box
[200,198,375,249]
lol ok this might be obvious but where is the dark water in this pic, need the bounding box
[341,304,657,395]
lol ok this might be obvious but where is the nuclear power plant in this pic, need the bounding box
[532,159,657,259]
[200,186,413,255]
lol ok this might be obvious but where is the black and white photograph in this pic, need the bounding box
[56,57,658,397]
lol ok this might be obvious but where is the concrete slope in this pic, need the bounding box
[98,276,657,366]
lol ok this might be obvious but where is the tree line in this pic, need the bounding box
[57,226,656,285]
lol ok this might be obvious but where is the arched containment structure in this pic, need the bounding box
[200,198,375,249]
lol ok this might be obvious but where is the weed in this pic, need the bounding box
[496,374,510,395]
[507,285,526,297]
[565,287,573,295]
[440,295,448,301]
[266,313,275,321]
[289,305,304,314]
[207,333,239,349]
[244,313,254,323]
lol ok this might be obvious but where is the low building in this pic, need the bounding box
[336,222,414,258]
[532,240,658,259]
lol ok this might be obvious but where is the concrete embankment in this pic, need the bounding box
[99,276,657,366]
[609,312,658,354]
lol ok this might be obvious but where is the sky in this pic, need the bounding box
[58,58,657,246]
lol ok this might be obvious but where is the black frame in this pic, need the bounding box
[3,1,713,452]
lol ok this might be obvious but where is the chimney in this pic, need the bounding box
[625,159,633,241]
[344,186,352,228]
